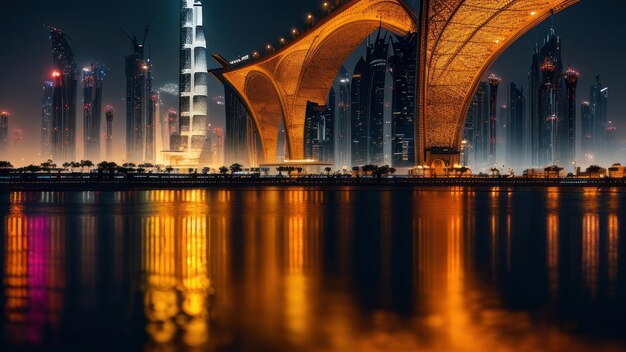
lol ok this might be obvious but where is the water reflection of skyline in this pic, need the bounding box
[1,188,625,351]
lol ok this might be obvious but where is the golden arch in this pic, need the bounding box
[418,0,579,165]
[212,0,579,164]
[212,0,418,162]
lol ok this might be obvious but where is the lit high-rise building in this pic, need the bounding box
[580,101,593,160]
[350,29,389,166]
[507,83,526,168]
[539,56,560,166]
[177,0,209,165]
[606,121,617,160]
[0,112,9,158]
[389,32,417,168]
[304,91,335,163]
[351,57,369,165]
[589,75,608,159]
[529,28,567,167]
[104,106,115,161]
[82,64,106,161]
[124,27,153,163]
[488,74,501,166]
[41,79,54,160]
[464,82,489,168]
[47,26,77,162]
[13,129,23,147]
[224,86,252,165]
[146,91,160,163]
[367,29,389,165]
[563,66,579,164]
[334,66,351,168]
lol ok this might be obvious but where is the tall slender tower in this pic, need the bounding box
[488,74,501,167]
[82,64,106,161]
[529,28,567,167]
[0,112,9,158]
[179,0,209,165]
[564,66,579,164]
[589,75,608,160]
[580,101,593,160]
[105,106,115,160]
[351,57,369,166]
[124,27,152,163]
[507,83,525,168]
[47,26,77,162]
[334,66,351,168]
[367,29,389,165]
[389,32,418,168]
[41,79,54,160]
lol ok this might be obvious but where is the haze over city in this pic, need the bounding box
[0,0,624,167]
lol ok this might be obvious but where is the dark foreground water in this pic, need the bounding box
[1,187,626,351]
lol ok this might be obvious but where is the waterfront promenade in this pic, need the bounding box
[0,172,625,191]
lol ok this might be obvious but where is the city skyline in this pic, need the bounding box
[0,0,624,166]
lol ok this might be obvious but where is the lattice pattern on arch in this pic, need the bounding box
[418,0,579,163]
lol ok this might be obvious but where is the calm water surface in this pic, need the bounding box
[1,187,626,351]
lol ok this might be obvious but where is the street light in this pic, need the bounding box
[306,13,315,28]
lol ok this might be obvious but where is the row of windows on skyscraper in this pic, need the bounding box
[463,28,613,171]
[225,29,418,169]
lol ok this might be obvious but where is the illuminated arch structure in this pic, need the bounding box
[211,0,578,166]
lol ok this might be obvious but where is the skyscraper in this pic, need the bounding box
[589,75,608,159]
[41,79,54,160]
[47,26,77,162]
[82,64,106,161]
[104,106,114,160]
[13,129,23,148]
[178,0,209,165]
[580,101,593,160]
[606,120,617,161]
[529,28,567,167]
[389,32,417,168]
[488,74,501,166]
[563,66,579,164]
[464,82,489,168]
[0,112,9,158]
[224,86,251,165]
[124,27,153,163]
[351,57,369,165]
[367,30,389,165]
[334,66,351,168]
[539,56,560,165]
[507,83,526,168]
[145,91,159,163]
[350,30,389,166]
[167,108,179,151]
[304,92,335,163]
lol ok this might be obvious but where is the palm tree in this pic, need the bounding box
[544,165,564,179]
[62,162,71,171]
[586,165,604,178]
[0,161,13,169]
[219,166,229,175]
[230,163,243,174]
[81,160,94,172]
[324,167,332,176]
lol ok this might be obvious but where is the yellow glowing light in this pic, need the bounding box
[530,11,537,16]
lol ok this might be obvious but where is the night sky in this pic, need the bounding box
[0,0,624,163]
